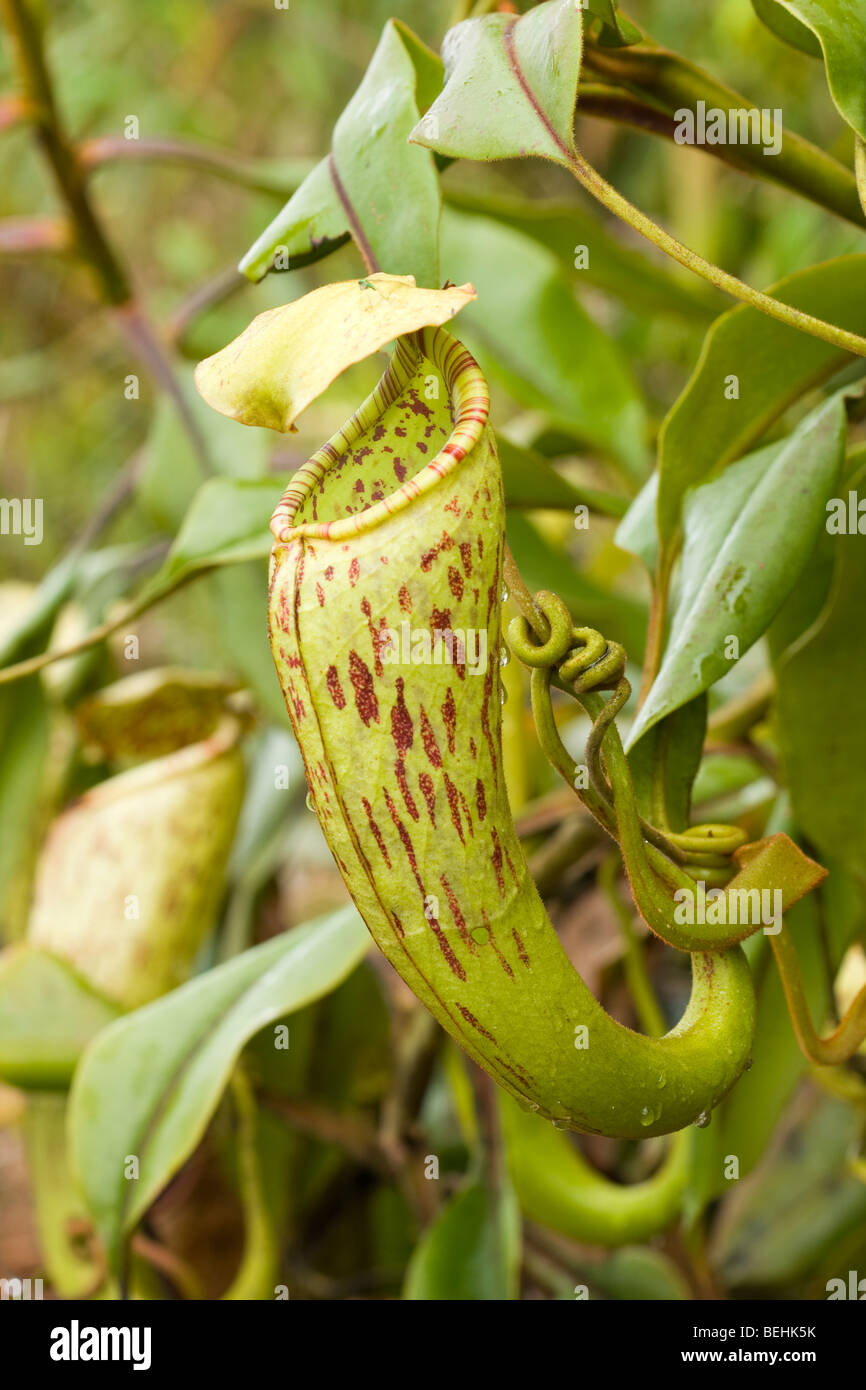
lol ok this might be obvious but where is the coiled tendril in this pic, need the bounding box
[507,590,755,953]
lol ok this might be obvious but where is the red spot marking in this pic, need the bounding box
[372,423,386,442]
[483,907,514,979]
[448,565,464,601]
[390,677,414,755]
[360,596,383,677]
[324,566,335,581]
[349,557,360,586]
[476,778,487,821]
[395,758,419,820]
[480,668,498,775]
[419,772,437,826]
[441,688,457,755]
[490,829,505,897]
[420,707,442,768]
[459,541,473,576]
[444,495,461,516]
[361,797,391,868]
[399,584,413,614]
[440,875,477,953]
[456,1004,496,1043]
[458,788,474,837]
[470,737,477,759]
[443,773,464,844]
[394,459,406,482]
[325,666,346,709]
[504,844,521,889]
[349,651,379,725]
[315,582,325,607]
[512,927,531,968]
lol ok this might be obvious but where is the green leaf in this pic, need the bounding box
[754,1,866,136]
[411,0,583,166]
[442,209,647,478]
[69,906,369,1268]
[240,21,442,286]
[615,471,658,572]
[0,677,50,941]
[584,1,642,47]
[403,1176,520,1301]
[443,187,718,322]
[207,563,287,724]
[752,0,822,55]
[657,255,866,567]
[0,948,120,1089]
[144,476,290,597]
[137,368,272,532]
[195,274,475,433]
[498,434,628,517]
[773,459,866,873]
[712,1093,866,1291]
[630,395,846,747]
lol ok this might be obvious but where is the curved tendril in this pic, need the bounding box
[508,590,758,954]
[770,927,866,1067]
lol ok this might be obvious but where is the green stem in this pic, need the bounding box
[770,928,866,1067]
[583,40,865,229]
[598,854,666,1037]
[565,145,866,358]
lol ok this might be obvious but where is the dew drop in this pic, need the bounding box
[500,683,508,706]
[744,1057,754,1071]
[305,790,315,812]
[694,1109,712,1129]
[501,583,510,603]
[499,646,510,668]
[552,1117,567,1130]
[639,1106,655,1127]
[656,1072,667,1089]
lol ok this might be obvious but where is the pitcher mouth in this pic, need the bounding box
[269,325,490,545]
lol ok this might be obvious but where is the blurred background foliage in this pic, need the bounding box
[1,0,865,1301]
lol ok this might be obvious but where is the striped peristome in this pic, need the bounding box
[268,325,754,1138]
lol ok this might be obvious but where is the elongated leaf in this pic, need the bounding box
[657,255,866,565]
[195,273,474,433]
[442,209,646,477]
[774,459,866,873]
[403,1176,520,1301]
[752,0,822,54]
[497,434,628,517]
[754,1,866,136]
[630,395,846,746]
[444,187,718,322]
[145,476,290,596]
[411,0,582,166]
[585,0,641,47]
[0,948,121,1089]
[0,677,50,941]
[615,471,658,572]
[138,368,272,531]
[240,21,442,285]
[69,905,369,1266]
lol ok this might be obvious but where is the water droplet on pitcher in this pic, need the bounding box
[305,790,315,812]
[694,1109,712,1129]
[656,1073,667,1089]
[499,646,510,668]
[639,1106,655,1127]
[501,583,510,603]
[500,683,508,706]
[744,1057,754,1071]
[552,1117,567,1130]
